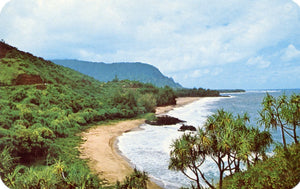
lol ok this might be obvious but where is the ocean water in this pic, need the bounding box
[118,89,300,188]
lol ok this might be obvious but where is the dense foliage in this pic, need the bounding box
[259,93,299,149]
[175,88,220,97]
[169,110,272,189]
[169,93,299,189]
[0,42,177,188]
[223,143,300,189]
[115,168,149,189]
[217,89,245,93]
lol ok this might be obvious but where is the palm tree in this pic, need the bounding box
[282,93,300,144]
[259,93,300,150]
[169,133,213,189]
[170,109,272,189]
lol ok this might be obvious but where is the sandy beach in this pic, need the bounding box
[155,97,201,115]
[79,119,147,184]
[79,97,201,188]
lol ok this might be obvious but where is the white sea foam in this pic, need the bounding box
[118,97,224,188]
[246,90,281,93]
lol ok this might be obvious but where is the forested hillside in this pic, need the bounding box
[0,41,177,188]
[52,59,182,88]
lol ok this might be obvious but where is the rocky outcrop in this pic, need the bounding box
[145,115,184,125]
[178,124,197,132]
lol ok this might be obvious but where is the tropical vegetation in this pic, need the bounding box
[258,93,299,148]
[169,110,272,189]
[115,168,149,189]
[175,88,220,97]
[169,93,299,189]
[0,41,177,188]
[217,89,245,93]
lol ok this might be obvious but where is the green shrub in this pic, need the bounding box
[10,89,27,102]
[11,127,55,162]
[223,144,300,189]
[0,147,16,179]
[115,168,149,189]
[12,166,62,189]
[144,113,157,122]
[138,93,157,113]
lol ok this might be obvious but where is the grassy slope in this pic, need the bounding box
[0,42,103,89]
[0,42,176,188]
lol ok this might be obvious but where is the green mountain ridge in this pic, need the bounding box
[52,59,182,88]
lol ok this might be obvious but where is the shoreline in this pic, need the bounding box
[155,97,201,115]
[79,97,201,188]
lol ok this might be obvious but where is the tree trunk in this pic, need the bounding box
[219,170,223,189]
[199,171,216,189]
[196,178,201,189]
[281,124,287,150]
[217,156,224,189]
[195,168,201,189]
[293,122,298,144]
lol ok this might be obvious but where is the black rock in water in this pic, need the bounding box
[145,115,184,125]
[178,124,197,132]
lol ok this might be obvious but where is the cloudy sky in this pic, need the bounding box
[0,0,300,89]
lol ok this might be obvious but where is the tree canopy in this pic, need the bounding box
[169,93,300,189]
[169,109,272,189]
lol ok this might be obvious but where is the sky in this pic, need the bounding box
[0,0,300,89]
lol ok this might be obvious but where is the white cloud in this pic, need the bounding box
[0,0,299,88]
[0,0,10,12]
[246,56,271,69]
[281,44,300,61]
[293,0,300,7]
[191,69,210,78]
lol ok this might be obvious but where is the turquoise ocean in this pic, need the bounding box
[118,89,300,188]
